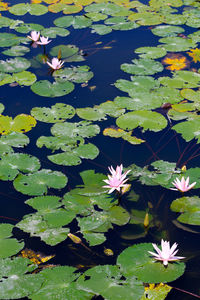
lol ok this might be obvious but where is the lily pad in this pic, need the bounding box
[77,265,144,300]
[116,111,168,132]
[151,25,185,37]
[13,169,67,196]
[117,243,185,283]
[121,58,163,75]
[0,58,30,73]
[2,46,30,57]
[9,3,48,16]
[0,114,36,135]
[41,27,70,38]
[31,103,75,123]
[31,80,74,97]
[135,46,167,59]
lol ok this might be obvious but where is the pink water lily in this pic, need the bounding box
[46,57,64,70]
[37,36,52,45]
[170,176,196,193]
[103,164,131,194]
[27,31,40,42]
[148,239,185,266]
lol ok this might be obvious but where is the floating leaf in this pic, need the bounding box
[9,3,48,16]
[31,103,75,123]
[187,48,200,63]
[173,118,200,143]
[31,80,74,97]
[51,121,100,138]
[53,15,74,28]
[30,266,92,300]
[151,25,185,37]
[159,36,197,52]
[50,44,79,58]
[48,143,99,166]
[0,153,40,181]
[116,111,167,132]
[117,243,185,283]
[103,127,145,145]
[2,46,30,57]
[121,58,163,75]
[91,24,112,35]
[0,33,25,47]
[0,224,24,259]
[13,71,37,86]
[0,114,36,135]
[0,57,30,73]
[0,132,29,155]
[20,248,55,265]
[141,283,172,300]
[171,196,200,225]
[41,27,70,38]
[0,257,43,299]
[77,265,144,300]
[135,46,167,59]
[53,66,93,82]
[13,169,67,196]
[162,54,189,71]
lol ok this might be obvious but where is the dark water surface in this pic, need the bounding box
[1,3,200,300]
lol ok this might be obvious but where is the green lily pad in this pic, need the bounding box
[41,27,70,38]
[121,58,163,75]
[135,46,167,59]
[0,224,24,259]
[48,143,99,166]
[0,132,29,155]
[173,118,200,143]
[31,80,74,98]
[72,16,92,29]
[53,16,74,28]
[13,71,37,86]
[117,243,185,283]
[171,196,200,225]
[159,70,200,88]
[30,266,92,300]
[116,111,168,132]
[151,25,185,37]
[159,36,197,52]
[54,66,93,83]
[14,23,44,34]
[114,77,160,95]
[0,257,43,299]
[0,153,40,181]
[0,58,30,73]
[91,24,112,35]
[13,169,67,196]
[9,3,48,16]
[51,121,100,138]
[31,103,75,123]
[50,44,79,59]
[77,265,144,300]
[2,46,30,57]
[0,33,25,47]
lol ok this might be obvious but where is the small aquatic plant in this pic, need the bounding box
[148,239,185,266]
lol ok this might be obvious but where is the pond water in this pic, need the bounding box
[1,0,200,299]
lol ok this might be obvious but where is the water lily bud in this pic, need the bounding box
[144,213,149,228]
[68,233,82,244]
[181,165,186,172]
[104,248,114,256]
[121,183,131,195]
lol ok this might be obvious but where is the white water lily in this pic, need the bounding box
[27,31,40,42]
[103,164,131,194]
[37,36,52,45]
[148,239,185,266]
[46,57,64,70]
[171,176,196,193]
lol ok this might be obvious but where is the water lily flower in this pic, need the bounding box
[46,57,64,71]
[103,164,131,194]
[27,31,40,42]
[37,36,52,45]
[148,239,185,266]
[170,176,196,193]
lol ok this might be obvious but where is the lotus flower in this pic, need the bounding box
[103,164,131,194]
[148,239,185,266]
[170,176,196,193]
[46,57,64,71]
[37,36,52,45]
[27,31,40,42]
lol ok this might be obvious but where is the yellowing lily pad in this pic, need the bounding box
[0,114,37,135]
